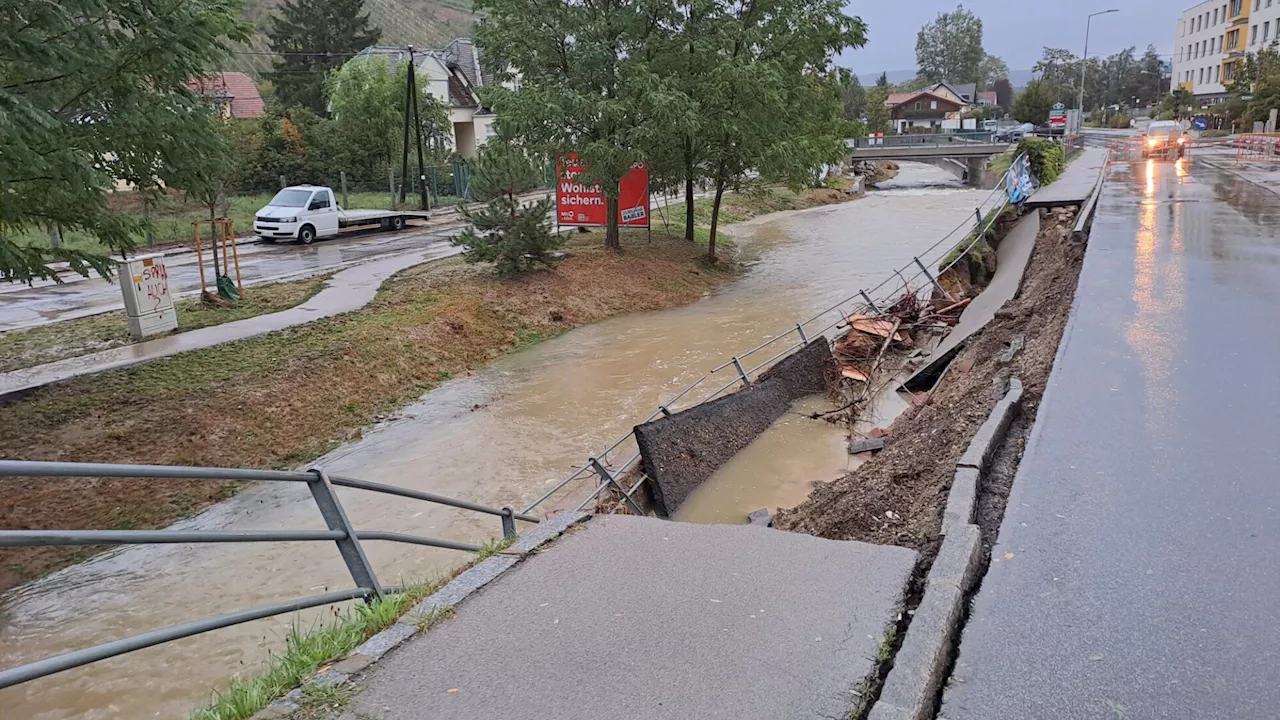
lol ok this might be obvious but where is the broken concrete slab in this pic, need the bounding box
[635,337,829,516]
[747,508,774,526]
[849,437,886,454]
[343,515,917,720]
[1024,148,1109,209]
[942,466,979,536]
[956,378,1023,473]
[903,212,1040,393]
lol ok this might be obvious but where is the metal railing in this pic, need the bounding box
[524,156,1028,515]
[849,131,1000,149]
[0,460,538,690]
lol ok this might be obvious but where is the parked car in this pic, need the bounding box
[1141,120,1188,159]
[995,123,1035,142]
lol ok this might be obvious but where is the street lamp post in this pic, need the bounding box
[1079,9,1120,121]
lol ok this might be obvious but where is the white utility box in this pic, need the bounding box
[116,253,177,340]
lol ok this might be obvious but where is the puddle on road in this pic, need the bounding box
[0,164,988,720]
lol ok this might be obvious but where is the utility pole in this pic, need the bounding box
[409,49,430,211]
[399,46,414,206]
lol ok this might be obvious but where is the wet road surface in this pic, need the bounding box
[0,165,991,720]
[944,158,1280,718]
[0,225,462,331]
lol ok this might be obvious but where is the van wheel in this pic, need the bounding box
[391,215,406,231]
[299,225,316,244]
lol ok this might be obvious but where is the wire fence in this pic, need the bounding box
[522,156,1029,517]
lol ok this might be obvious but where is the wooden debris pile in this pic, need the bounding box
[831,292,971,386]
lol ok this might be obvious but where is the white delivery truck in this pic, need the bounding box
[253,185,429,244]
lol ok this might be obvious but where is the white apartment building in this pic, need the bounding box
[1174,0,1280,105]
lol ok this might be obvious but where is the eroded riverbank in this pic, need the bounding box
[0,164,988,720]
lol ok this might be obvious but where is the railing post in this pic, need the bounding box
[589,457,644,516]
[795,323,809,345]
[859,290,883,315]
[974,207,983,226]
[659,405,673,418]
[500,506,517,540]
[731,356,751,387]
[914,256,953,300]
[307,468,382,597]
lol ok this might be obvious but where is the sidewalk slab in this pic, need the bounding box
[1023,147,1108,208]
[342,515,916,720]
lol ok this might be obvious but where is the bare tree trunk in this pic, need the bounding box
[684,139,695,241]
[707,178,726,263]
[605,194,621,250]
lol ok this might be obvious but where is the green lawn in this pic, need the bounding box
[14,191,462,256]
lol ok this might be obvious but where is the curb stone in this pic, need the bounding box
[868,377,1024,720]
[247,510,589,720]
[869,524,982,720]
[956,378,1023,473]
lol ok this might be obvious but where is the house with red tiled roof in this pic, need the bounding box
[187,72,266,120]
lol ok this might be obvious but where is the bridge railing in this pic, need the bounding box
[0,460,539,690]
[525,154,1029,516]
[849,131,997,149]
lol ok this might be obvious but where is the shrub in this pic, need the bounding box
[452,143,562,275]
[1016,136,1066,185]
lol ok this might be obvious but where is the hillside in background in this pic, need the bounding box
[855,68,1036,89]
[229,0,475,76]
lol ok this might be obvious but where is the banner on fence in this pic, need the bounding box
[556,155,650,228]
[1005,154,1034,205]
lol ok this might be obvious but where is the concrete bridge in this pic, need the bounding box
[848,134,1011,183]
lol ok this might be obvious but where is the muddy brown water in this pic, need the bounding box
[0,165,988,720]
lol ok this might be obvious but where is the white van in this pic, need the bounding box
[253,185,426,244]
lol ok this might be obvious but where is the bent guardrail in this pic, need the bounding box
[0,460,538,690]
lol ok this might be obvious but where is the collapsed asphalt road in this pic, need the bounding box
[943,157,1280,718]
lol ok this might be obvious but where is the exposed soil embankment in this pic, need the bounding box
[775,207,1083,550]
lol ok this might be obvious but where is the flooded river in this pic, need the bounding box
[0,164,988,720]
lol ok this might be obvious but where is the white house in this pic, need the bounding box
[358,39,498,158]
[1171,0,1280,106]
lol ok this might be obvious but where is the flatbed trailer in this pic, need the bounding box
[253,185,431,244]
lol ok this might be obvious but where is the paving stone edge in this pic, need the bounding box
[867,378,1023,720]
[248,510,590,719]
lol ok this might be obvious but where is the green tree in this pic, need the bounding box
[266,0,381,113]
[915,5,985,85]
[1013,79,1055,125]
[838,69,868,120]
[977,53,1009,90]
[1,0,250,284]
[452,143,561,275]
[993,77,1014,109]
[1237,43,1280,126]
[476,0,695,250]
[865,85,892,134]
[1137,45,1165,106]
[696,0,865,261]
[876,72,890,89]
[325,55,450,183]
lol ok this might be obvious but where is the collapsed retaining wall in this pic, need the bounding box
[634,337,830,516]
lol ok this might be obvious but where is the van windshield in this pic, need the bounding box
[1148,125,1180,138]
[268,189,312,207]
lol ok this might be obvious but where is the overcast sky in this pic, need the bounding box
[839,1,1181,73]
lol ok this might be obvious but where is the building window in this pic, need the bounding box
[1231,0,1243,17]
[914,101,921,110]
[1214,7,1219,23]
[1215,65,1221,82]
[1199,67,1205,84]
[1255,0,1260,10]
[1251,24,1258,45]
[1266,21,1271,42]
[930,100,938,109]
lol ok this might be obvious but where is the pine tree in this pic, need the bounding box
[266,0,381,113]
[452,143,562,275]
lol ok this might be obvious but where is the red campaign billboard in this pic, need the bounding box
[556,155,650,228]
